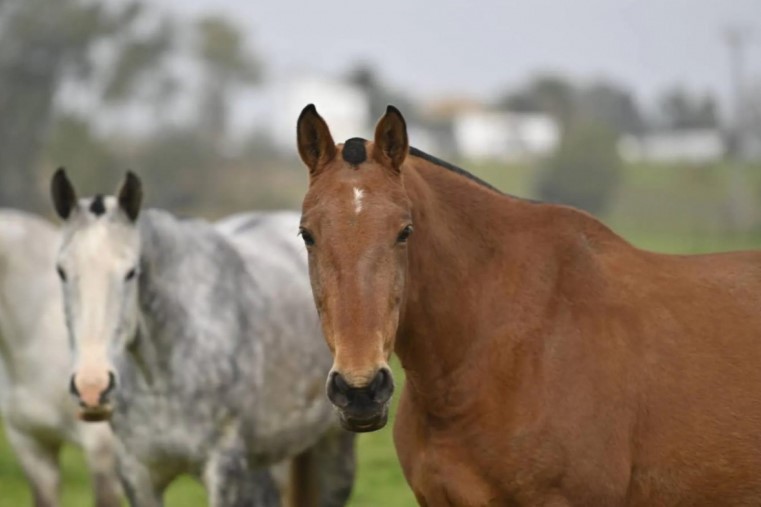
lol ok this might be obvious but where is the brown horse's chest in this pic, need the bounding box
[400,438,499,506]
[393,391,561,507]
[393,382,636,506]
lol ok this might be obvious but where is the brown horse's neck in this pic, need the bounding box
[395,154,617,416]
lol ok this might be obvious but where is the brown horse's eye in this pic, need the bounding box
[397,225,413,244]
[56,266,67,282]
[299,228,315,247]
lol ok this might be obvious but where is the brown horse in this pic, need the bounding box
[296,104,761,506]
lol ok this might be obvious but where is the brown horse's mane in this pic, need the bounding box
[407,146,503,195]
[406,146,542,204]
[341,136,510,197]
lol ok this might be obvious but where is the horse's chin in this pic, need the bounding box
[337,403,389,433]
[78,405,113,423]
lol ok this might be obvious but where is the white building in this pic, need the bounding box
[269,75,371,153]
[452,110,560,161]
[618,129,725,164]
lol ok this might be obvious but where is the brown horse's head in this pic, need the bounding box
[297,104,411,432]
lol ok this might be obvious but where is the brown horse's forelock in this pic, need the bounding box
[342,138,367,166]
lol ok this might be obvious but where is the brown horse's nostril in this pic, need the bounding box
[327,372,351,408]
[326,368,395,410]
[368,368,394,404]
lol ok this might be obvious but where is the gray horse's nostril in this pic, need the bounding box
[99,371,116,404]
[69,374,79,398]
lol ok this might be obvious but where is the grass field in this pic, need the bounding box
[0,364,416,507]
[0,419,416,507]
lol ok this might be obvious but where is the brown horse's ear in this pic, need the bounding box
[297,104,337,175]
[117,171,142,222]
[373,105,408,172]
[51,167,77,220]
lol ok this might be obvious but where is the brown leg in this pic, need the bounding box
[289,450,318,507]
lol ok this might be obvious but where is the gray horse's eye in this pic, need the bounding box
[125,268,137,281]
[56,266,67,282]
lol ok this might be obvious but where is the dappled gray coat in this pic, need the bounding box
[111,209,353,505]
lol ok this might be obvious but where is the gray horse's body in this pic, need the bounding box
[0,209,121,507]
[108,209,353,506]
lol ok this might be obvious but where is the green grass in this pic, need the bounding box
[0,432,206,506]
[0,364,415,506]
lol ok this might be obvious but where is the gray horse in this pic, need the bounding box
[50,169,355,507]
[0,209,121,507]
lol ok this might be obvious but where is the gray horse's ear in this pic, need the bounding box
[51,167,77,220]
[297,104,336,176]
[117,171,142,222]
[372,105,408,172]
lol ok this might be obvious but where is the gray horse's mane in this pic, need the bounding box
[138,208,263,322]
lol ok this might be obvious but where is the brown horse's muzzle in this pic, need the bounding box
[69,371,116,422]
[326,368,394,432]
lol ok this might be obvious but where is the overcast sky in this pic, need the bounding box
[161,0,759,109]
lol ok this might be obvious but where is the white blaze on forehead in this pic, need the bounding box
[58,212,140,375]
[353,187,365,214]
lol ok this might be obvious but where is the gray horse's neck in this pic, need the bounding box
[122,209,264,393]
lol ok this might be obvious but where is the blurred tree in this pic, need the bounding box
[497,74,576,128]
[347,63,417,122]
[0,0,106,209]
[43,114,115,189]
[745,81,761,159]
[536,121,623,215]
[658,88,719,130]
[136,129,215,213]
[577,81,644,134]
[195,15,260,151]
[0,0,174,210]
[348,64,386,120]
[102,15,176,106]
[499,75,643,135]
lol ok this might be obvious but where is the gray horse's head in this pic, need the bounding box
[50,168,142,422]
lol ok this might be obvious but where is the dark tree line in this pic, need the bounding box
[0,0,259,213]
